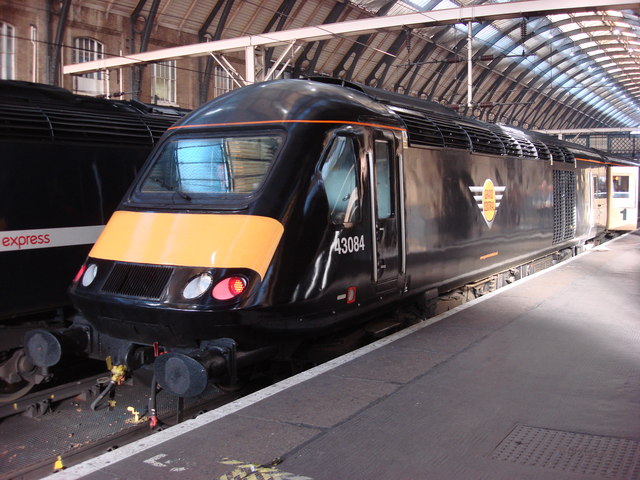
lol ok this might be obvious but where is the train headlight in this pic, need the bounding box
[183,273,213,299]
[81,264,98,287]
[212,276,247,301]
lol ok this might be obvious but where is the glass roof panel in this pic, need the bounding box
[570,33,590,41]
[475,25,502,43]
[354,0,640,127]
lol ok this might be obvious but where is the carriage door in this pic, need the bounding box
[369,130,404,295]
[608,166,639,231]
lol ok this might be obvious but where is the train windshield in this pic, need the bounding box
[137,133,282,202]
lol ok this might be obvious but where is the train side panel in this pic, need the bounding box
[403,146,553,292]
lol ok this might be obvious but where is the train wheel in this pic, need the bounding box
[0,349,39,403]
[0,379,36,403]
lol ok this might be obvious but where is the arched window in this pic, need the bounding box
[0,21,15,80]
[72,37,104,96]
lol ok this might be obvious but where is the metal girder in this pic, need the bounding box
[454,20,522,100]
[264,42,302,80]
[264,0,298,67]
[364,28,410,87]
[208,52,247,88]
[531,59,599,125]
[555,95,596,129]
[539,127,640,134]
[293,1,347,78]
[197,0,226,103]
[514,36,634,124]
[524,53,605,127]
[569,79,636,125]
[474,19,636,124]
[528,41,633,124]
[198,0,226,40]
[492,26,639,127]
[63,0,640,75]
[472,19,531,94]
[541,68,616,127]
[129,0,160,99]
[199,0,236,103]
[333,0,396,81]
[140,0,161,52]
[473,13,639,98]
[536,97,566,128]
[48,0,72,86]
[431,23,486,113]
[559,90,616,129]
[393,34,442,93]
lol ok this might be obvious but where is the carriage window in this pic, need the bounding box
[612,175,630,198]
[593,175,607,199]
[140,134,282,196]
[374,140,392,219]
[321,136,361,225]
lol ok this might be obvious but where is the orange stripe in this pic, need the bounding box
[169,119,407,132]
[576,157,628,167]
[90,211,283,279]
[480,251,499,260]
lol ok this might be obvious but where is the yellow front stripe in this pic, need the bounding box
[89,211,284,279]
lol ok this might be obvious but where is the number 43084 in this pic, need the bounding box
[334,235,365,255]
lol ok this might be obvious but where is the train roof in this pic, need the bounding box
[311,77,640,166]
[176,77,639,167]
[177,78,402,129]
[0,80,187,146]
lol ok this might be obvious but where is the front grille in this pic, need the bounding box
[102,263,173,299]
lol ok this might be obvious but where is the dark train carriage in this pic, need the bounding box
[0,81,184,321]
[28,78,635,397]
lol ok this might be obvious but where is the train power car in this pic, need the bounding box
[25,78,640,398]
[0,80,185,400]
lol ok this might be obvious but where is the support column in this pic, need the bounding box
[245,45,255,85]
[467,21,473,108]
[48,0,72,86]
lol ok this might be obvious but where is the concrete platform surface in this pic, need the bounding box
[49,232,640,480]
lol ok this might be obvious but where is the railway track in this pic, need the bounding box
[0,305,424,480]
[0,253,579,480]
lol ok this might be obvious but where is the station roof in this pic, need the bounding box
[82,0,640,130]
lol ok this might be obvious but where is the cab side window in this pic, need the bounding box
[612,175,630,198]
[374,140,393,219]
[321,136,361,225]
[593,175,607,199]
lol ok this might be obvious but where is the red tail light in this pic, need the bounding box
[212,276,247,300]
[73,264,87,283]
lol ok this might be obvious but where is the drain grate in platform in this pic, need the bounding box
[491,425,640,479]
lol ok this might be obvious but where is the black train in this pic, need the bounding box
[0,80,184,399]
[27,78,640,397]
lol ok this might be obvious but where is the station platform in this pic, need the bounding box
[49,232,640,480]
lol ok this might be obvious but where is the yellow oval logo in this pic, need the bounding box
[482,179,496,223]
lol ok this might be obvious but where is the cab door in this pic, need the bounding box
[368,129,405,295]
[607,166,639,230]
